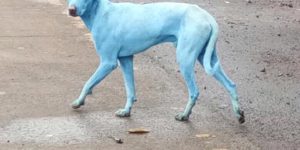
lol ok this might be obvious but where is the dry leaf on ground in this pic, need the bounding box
[196,134,217,138]
[128,128,150,134]
[196,134,211,138]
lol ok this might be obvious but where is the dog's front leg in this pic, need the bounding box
[115,55,137,117]
[72,60,118,109]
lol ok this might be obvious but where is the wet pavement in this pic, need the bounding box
[0,0,299,149]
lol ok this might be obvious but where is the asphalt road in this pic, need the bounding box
[0,0,299,149]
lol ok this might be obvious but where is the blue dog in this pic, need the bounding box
[67,0,245,123]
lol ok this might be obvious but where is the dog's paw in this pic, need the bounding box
[71,100,85,109]
[175,113,189,121]
[115,109,130,117]
[238,110,245,124]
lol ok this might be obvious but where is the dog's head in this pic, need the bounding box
[67,0,95,17]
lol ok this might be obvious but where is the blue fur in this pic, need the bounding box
[68,0,243,122]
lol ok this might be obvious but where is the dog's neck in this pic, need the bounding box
[81,0,111,31]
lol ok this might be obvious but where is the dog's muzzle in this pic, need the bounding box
[68,6,78,17]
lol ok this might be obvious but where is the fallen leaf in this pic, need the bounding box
[196,134,210,138]
[128,128,150,134]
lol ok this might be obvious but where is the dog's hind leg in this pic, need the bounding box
[72,59,118,109]
[214,65,245,123]
[175,55,199,121]
[115,55,137,117]
[174,24,213,121]
[174,40,206,121]
[205,52,245,123]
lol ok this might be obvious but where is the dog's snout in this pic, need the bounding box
[68,5,77,17]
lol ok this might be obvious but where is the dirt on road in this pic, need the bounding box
[0,0,299,149]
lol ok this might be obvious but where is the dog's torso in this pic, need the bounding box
[86,2,212,57]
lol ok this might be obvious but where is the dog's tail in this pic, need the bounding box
[203,19,220,76]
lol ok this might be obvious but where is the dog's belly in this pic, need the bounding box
[118,34,176,57]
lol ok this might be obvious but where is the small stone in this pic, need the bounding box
[218,104,228,109]
[255,75,260,79]
[280,3,293,8]
[260,68,266,73]
[108,136,123,144]
[286,102,290,105]
[286,73,293,77]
